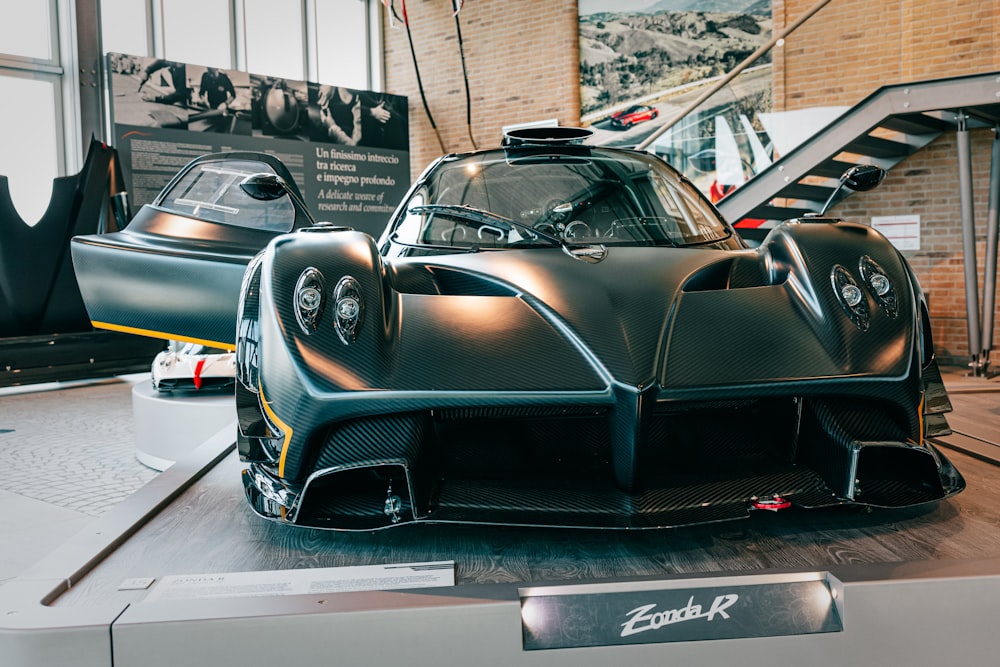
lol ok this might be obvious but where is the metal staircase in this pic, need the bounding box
[716,71,1000,230]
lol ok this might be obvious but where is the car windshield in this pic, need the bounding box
[387,147,734,252]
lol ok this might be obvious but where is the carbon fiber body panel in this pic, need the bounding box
[290,471,840,531]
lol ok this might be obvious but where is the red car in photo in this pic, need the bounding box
[610,104,659,128]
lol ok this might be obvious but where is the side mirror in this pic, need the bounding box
[841,164,886,193]
[240,173,291,201]
[819,164,887,215]
[239,172,318,227]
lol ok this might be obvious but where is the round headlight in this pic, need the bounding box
[333,276,364,345]
[336,297,360,320]
[841,283,863,307]
[831,264,870,330]
[294,268,326,334]
[869,273,891,296]
[298,286,322,311]
[859,255,898,318]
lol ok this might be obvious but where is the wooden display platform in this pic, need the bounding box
[3,378,1000,666]
[50,442,1000,610]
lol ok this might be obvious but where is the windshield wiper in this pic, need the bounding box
[387,233,480,253]
[409,204,563,247]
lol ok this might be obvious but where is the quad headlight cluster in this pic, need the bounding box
[294,267,364,344]
[831,255,897,330]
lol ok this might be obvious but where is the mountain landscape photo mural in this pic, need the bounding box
[579,0,772,116]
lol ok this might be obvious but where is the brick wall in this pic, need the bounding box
[380,0,1000,366]
[382,0,581,178]
[774,0,999,107]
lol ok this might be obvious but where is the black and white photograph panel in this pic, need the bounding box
[107,54,193,129]
[308,83,408,150]
[309,83,362,146]
[185,64,253,134]
[251,75,310,140]
[357,89,409,151]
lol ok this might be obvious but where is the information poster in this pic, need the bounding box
[871,214,921,251]
[106,53,410,236]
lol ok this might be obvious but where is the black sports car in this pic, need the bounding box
[71,127,963,531]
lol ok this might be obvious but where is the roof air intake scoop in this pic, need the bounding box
[502,126,594,147]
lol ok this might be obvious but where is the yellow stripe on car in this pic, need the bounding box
[91,321,236,351]
[258,382,294,477]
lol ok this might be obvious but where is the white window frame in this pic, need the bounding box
[1,0,383,182]
[0,0,77,175]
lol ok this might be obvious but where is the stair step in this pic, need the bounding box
[878,113,952,135]
[713,73,1000,223]
[775,182,834,201]
[809,159,861,179]
[842,134,917,159]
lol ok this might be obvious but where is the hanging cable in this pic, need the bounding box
[396,0,447,153]
[452,0,477,149]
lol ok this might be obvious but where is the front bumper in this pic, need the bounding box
[241,386,965,531]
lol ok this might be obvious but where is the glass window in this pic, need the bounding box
[100,0,150,57]
[162,0,233,68]
[0,0,380,214]
[0,0,54,61]
[244,0,304,80]
[315,0,369,89]
[0,74,60,225]
[159,158,295,232]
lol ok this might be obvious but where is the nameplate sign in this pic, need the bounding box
[520,572,842,650]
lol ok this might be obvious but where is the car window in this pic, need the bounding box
[390,149,734,250]
[158,158,296,232]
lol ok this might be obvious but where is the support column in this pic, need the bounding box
[982,128,1000,375]
[957,113,983,374]
[75,0,107,152]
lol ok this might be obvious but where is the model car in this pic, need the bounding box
[610,104,659,128]
[72,126,963,531]
[151,342,236,392]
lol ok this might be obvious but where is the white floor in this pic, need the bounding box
[0,374,158,587]
[0,491,93,585]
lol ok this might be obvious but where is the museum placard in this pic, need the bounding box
[520,572,843,650]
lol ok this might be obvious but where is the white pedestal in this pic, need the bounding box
[132,382,236,471]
